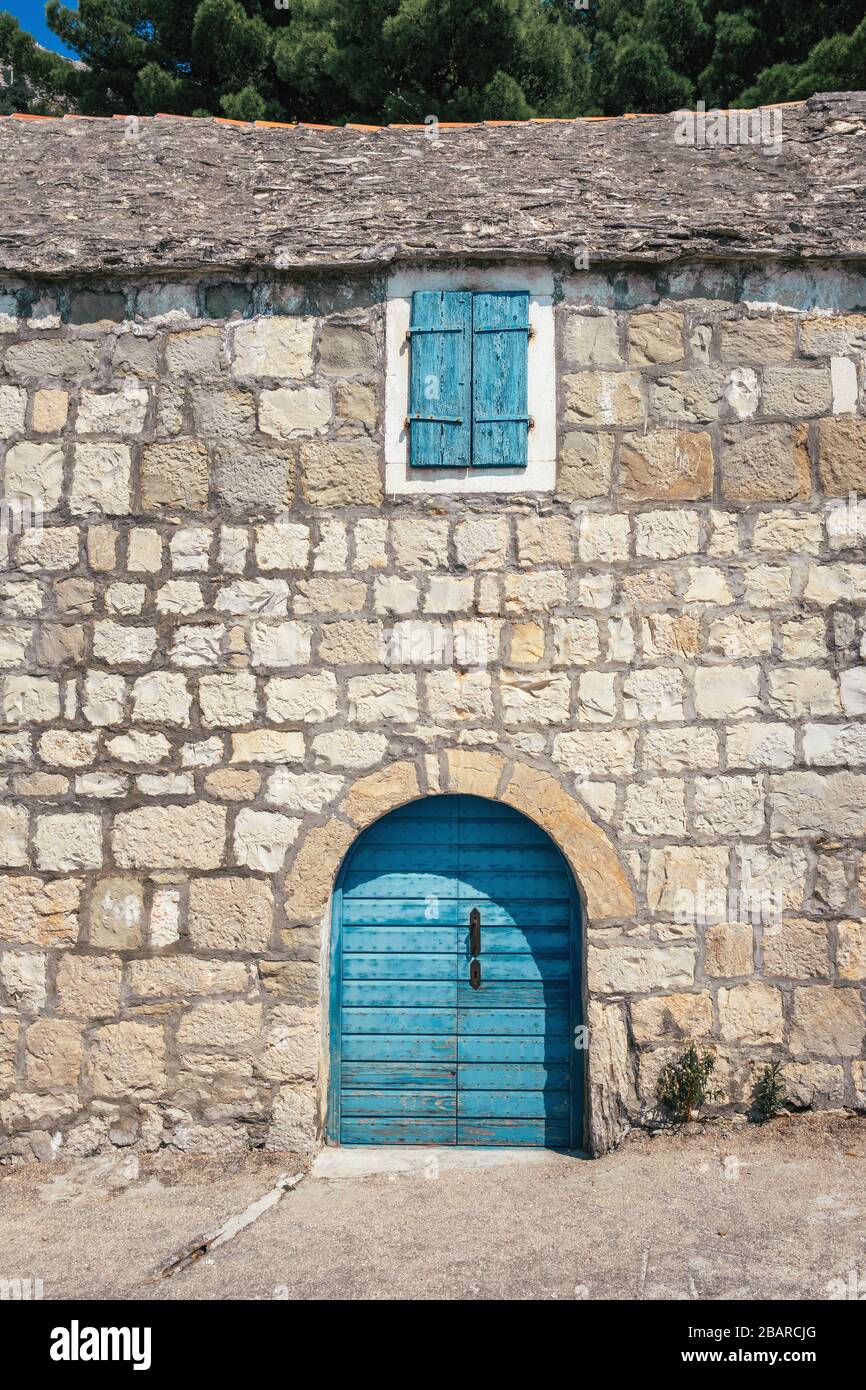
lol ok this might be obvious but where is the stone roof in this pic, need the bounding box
[1,90,864,277]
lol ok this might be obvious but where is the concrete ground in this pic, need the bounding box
[2,1112,865,1300]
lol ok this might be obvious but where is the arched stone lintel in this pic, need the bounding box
[283,749,635,926]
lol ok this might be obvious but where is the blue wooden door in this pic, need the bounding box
[329,795,581,1147]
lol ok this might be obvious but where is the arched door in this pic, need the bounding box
[328,794,582,1147]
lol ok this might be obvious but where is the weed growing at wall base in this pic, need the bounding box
[657,1044,723,1124]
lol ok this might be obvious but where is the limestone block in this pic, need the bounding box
[589,944,696,994]
[705,922,753,977]
[258,1005,318,1083]
[0,805,27,867]
[558,431,613,499]
[34,813,101,871]
[726,723,795,771]
[763,918,830,979]
[212,442,294,511]
[634,508,700,559]
[444,749,506,798]
[317,323,376,375]
[630,991,713,1043]
[301,438,383,506]
[188,876,274,952]
[627,309,684,365]
[112,803,227,870]
[789,985,864,1057]
[89,1022,166,1097]
[140,440,209,509]
[230,316,316,378]
[93,621,157,666]
[32,389,68,433]
[564,372,643,426]
[0,383,27,435]
[56,955,122,1018]
[26,1019,83,1088]
[720,424,810,501]
[260,385,331,439]
[392,518,450,570]
[692,775,764,836]
[132,671,192,725]
[562,312,621,367]
[348,673,419,724]
[429,670,496,722]
[199,671,258,728]
[265,769,344,813]
[341,762,420,826]
[694,665,760,719]
[760,367,832,418]
[769,772,866,837]
[720,315,795,363]
[768,668,840,718]
[619,429,712,501]
[623,778,687,835]
[230,730,305,764]
[0,876,80,947]
[623,669,684,722]
[503,570,568,613]
[646,845,730,919]
[836,921,866,981]
[177,1001,262,1049]
[90,877,145,949]
[266,672,338,723]
[233,808,300,872]
[0,952,46,1009]
[265,1084,318,1154]
[283,818,357,922]
[718,982,784,1043]
[651,369,728,422]
[76,387,148,434]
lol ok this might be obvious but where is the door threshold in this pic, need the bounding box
[312,1146,586,1179]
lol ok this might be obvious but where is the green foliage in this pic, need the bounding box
[752,1060,787,1122]
[656,1043,722,1124]
[3,1,866,121]
[0,10,74,114]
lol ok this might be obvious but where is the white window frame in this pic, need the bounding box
[384,266,557,495]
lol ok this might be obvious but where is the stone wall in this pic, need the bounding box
[0,269,864,1161]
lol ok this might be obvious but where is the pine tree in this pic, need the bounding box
[2,1,866,123]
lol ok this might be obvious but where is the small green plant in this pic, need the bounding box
[656,1043,722,1124]
[752,1060,787,1122]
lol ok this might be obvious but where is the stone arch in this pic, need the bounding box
[284,748,634,925]
[283,749,637,1156]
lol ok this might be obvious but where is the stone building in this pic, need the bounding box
[0,91,864,1161]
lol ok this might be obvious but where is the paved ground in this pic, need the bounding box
[2,1113,865,1300]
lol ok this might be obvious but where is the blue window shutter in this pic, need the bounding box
[471,291,530,468]
[408,291,471,468]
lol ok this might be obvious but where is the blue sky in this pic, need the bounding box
[3,1,78,57]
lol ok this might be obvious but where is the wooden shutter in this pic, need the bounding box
[471,291,530,468]
[407,290,471,468]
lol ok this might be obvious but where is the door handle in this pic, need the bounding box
[469,907,481,957]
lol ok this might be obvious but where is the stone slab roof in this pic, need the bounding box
[1,91,864,277]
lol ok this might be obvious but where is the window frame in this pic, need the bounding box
[385,267,557,496]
